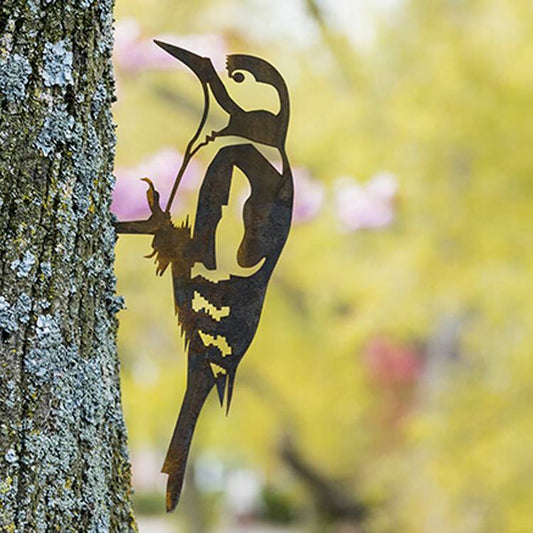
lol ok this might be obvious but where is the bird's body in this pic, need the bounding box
[115,42,293,512]
[157,142,292,511]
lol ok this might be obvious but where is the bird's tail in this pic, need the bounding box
[161,360,214,512]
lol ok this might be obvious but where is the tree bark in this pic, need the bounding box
[0,1,137,531]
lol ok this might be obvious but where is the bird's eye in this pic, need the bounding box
[231,72,245,83]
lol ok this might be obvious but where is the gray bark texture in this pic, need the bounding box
[0,1,137,531]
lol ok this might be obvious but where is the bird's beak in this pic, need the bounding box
[154,40,209,81]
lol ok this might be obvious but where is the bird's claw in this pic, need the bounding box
[113,178,170,235]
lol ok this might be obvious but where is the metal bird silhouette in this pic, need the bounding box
[114,41,293,512]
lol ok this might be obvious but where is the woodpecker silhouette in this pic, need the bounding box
[115,42,293,512]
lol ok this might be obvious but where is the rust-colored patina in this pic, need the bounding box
[115,41,293,512]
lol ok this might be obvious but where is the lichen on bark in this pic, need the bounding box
[0,1,137,531]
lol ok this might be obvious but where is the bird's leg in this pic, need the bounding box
[114,178,172,235]
[114,218,163,234]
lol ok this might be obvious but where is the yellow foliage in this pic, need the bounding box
[114,0,533,529]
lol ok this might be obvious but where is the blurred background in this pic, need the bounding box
[111,0,533,531]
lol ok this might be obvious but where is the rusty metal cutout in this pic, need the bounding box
[114,41,293,512]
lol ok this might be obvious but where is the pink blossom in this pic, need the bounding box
[366,171,398,200]
[113,19,146,73]
[114,19,227,73]
[362,335,424,429]
[363,336,424,386]
[111,147,202,220]
[292,167,325,224]
[334,171,398,232]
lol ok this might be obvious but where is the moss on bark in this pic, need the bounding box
[0,1,137,530]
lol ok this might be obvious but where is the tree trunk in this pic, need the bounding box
[0,1,137,531]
